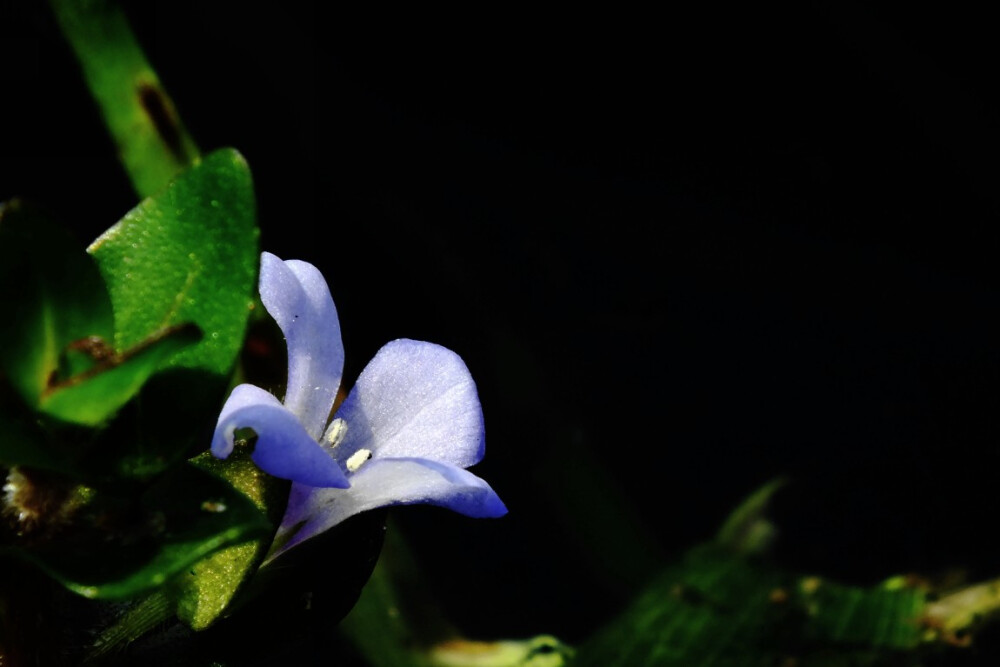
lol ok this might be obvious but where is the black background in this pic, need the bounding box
[4,1,1000,653]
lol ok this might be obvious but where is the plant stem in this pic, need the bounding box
[47,0,200,198]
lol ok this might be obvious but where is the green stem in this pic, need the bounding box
[47,0,200,198]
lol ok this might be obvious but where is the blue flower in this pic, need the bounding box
[212,252,506,559]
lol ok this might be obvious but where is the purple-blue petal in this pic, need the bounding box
[212,384,349,488]
[211,384,284,459]
[258,252,344,439]
[330,339,485,468]
[269,457,505,560]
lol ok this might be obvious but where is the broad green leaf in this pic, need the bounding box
[0,199,114,408]
[9,463,270,601]
[39,323,202,426]
[48,0,200,198]
[88,148,258,376]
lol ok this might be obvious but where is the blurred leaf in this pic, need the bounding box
[0,199,114,408]
[40,323,202,426]
[88,147,258,376]
[573,544,928,666]
[9,463,270,600]
[423,637,574,667]
[922,577,1000,646]
[572,480,938,666]
[48,0,200,198]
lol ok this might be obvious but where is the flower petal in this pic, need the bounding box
[258,252,344,439]
[329,339,485,468]
[211,384,282,459]
[271,457,506,559]
[212,384,349,488]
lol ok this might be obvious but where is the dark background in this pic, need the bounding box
[4,0,1000,650]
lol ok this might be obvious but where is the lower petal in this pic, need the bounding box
[270,457,506,560]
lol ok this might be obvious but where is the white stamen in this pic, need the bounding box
[326,418,348,448]
[346,448,372,473]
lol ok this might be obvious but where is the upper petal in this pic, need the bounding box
[258,252,344,439]
[212,383,349,488]
[270,457,506,560]
[329,339,485,468]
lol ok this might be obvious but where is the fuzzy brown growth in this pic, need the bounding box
[2,466,79,539]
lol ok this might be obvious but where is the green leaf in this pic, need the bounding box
[88,148,259,376]
[77,448,287,658]
[48,0,200,198]
[0,199,114,408]
[39,323,202,426]
[9,463,271,601]
[172,446,288,630]
[0,383,73,472]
